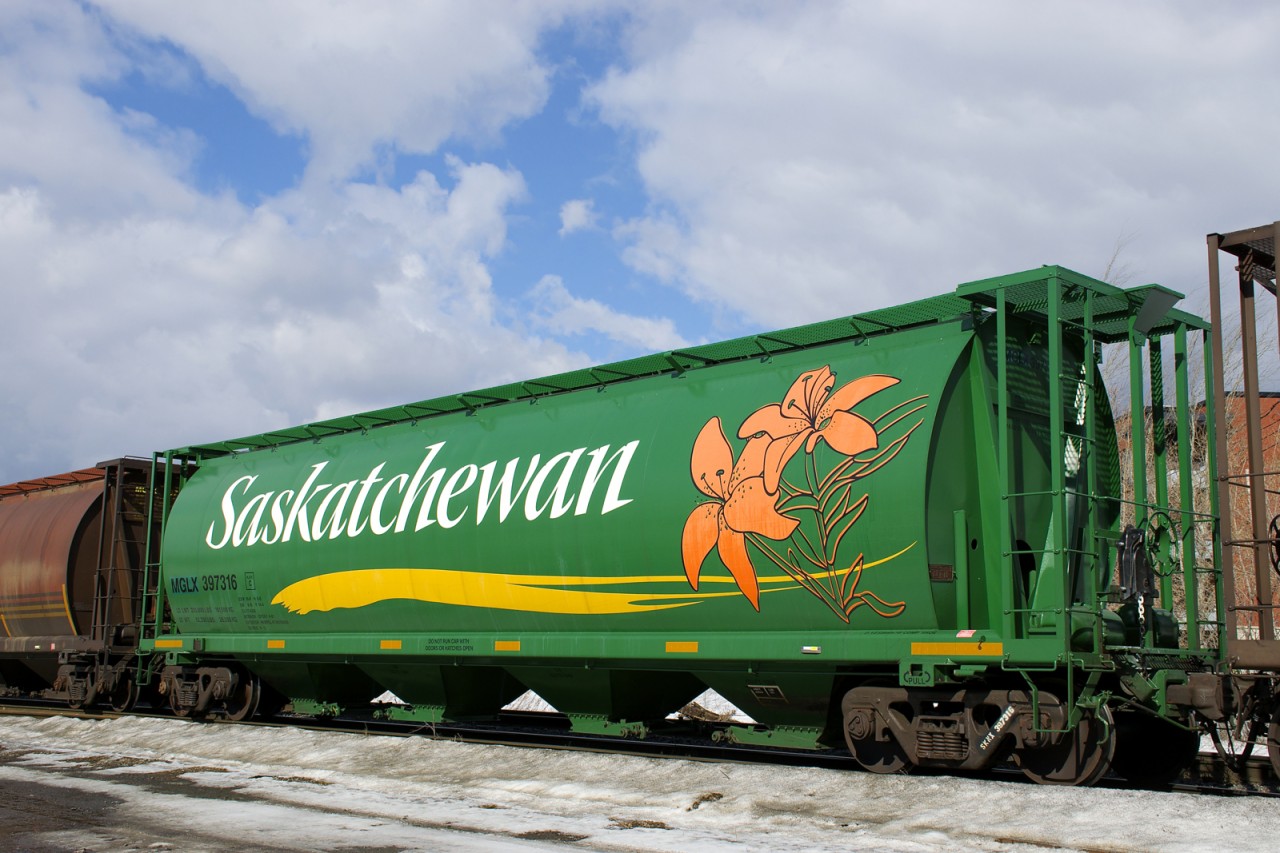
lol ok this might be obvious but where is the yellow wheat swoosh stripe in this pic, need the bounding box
[272,567,718,615]
[270,542,915,616]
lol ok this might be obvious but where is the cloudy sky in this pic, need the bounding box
[2,1,1277,484]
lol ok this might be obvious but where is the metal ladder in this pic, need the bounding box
[89,460,154,653]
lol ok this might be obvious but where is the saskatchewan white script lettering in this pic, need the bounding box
[204,440,640,550]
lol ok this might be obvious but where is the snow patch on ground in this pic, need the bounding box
[0,714,1273,852]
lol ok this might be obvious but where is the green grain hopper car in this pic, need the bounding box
[142,266,1225,784]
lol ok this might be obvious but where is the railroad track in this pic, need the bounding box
[1,697,1275,797]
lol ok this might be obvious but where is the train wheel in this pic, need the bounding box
[843,705,910,774]
[109,675,139,713]
[1268,704,1280,782]
[1110,712,1198,787]
[223,676,261,722]
[1015,705,1115,786]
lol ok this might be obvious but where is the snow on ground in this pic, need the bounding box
[0,713,1274,852]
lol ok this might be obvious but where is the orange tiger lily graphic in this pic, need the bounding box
[738,366,899,494]
[681,417,798,609]
[681,366,925,622]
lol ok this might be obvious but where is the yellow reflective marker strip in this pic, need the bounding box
[61,584,75,633]
[267,640,286,649]
[910,641,1003,657]
[0,604,69,615]
[154,639,184,649]
[494,640,521,652]
[0,591,68,618]
[0,612,10,637]
[665,641,698,654]
[380,639,402,650]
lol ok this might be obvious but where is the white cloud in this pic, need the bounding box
[0,1,592,482]
[0,4,206,219]
[0,164,588,479]
[558,197,598,236]
[588,2,1280,326]
[92,0,583,183]
[529,275,689,352]
[7,0,1280,487]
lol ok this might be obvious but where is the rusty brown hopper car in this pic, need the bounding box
[0,459,157,707]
